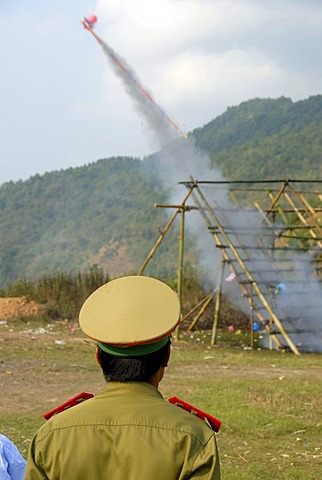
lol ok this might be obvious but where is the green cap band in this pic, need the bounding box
[97,336,169,357]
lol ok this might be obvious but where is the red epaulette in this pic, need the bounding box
[43,392,94,420]
[168,396,221,432]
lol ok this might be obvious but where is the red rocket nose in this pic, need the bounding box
[85,15,98,25]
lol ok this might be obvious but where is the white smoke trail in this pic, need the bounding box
[99,39,322,352]
[100,41,179,150]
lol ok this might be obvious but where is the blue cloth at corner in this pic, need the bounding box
[0,434,26,480]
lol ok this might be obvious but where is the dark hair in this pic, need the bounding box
[97,341,170,382]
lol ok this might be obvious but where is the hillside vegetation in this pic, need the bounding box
[1,95,322,286]
[193,96,322,179]
[0,157,182,287]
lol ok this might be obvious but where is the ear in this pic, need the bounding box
[96,346,102,367]
[161,345,171,368]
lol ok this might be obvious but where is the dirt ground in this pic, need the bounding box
[1,323,321,418]
[0,297,43,320]
[0,327,99,416]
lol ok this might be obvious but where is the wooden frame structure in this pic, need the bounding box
[139,179,322,354]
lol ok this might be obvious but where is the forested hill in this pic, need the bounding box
[194,95,322,179]
[1,95,322,286]
[194,95,322,155]
[0,158,181,287]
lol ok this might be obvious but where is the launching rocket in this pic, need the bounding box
[81,15,188,140]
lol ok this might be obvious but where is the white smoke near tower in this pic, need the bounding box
[86,24,322,353]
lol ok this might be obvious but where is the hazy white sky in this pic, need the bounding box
[0,0,321,184]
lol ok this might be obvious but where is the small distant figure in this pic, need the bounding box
[0,434,26,480]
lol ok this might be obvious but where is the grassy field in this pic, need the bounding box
[0,319,321,479]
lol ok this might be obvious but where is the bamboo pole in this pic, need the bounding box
[267,180,289,212]
[284,192,322,248]
[249,282,254,348]
[175,206,185,340]
[211,259,225,345]
[269,289,274,350]
[187,292,214,332]
[138,186,195,275]
[253,201,289,248]
[288,187,322,245]
[182,293,214,322]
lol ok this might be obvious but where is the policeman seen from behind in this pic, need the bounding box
[25,275,221,479]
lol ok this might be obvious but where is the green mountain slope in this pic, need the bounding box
[193,96,322,156]
[1,95,322,286]
[0,157,180,287]
[210,121,322,180]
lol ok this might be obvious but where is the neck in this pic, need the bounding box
[147,366,165,389]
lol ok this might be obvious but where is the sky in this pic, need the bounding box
[0,0,321,185]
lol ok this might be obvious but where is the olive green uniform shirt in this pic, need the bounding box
[25,382,220,479]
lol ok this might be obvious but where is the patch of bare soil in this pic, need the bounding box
[0,297,43,320]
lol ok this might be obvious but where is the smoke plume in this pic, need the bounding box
[100,39,322,352]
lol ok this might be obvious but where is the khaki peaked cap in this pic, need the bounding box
[79,275,181,346]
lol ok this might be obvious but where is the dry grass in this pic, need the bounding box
[0,320,321,479]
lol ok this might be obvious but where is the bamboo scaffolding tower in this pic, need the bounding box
[188,179,293,352]
[139,179,322,354]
